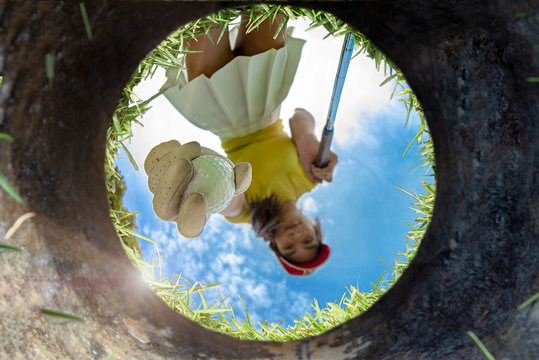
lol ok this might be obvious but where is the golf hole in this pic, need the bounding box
[3,0,534,357]
[108,7,433,337]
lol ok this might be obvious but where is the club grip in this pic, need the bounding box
[316,128,334,168]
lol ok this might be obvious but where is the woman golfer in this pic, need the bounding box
[152,13,338,276]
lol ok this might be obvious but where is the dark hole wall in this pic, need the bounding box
[0,1,537,359]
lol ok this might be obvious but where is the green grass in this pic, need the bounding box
[41,308,86,323]
[106,5,434,340]
[45,54,54,88]
[0,76,25,204]
[79,3,93,41]
[0,243,23,252]
[1,77,14,202]
[0,127,24,204]
[468,331,496,360]
[518,291,539,310]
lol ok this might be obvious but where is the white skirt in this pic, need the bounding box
[161,36,306,142]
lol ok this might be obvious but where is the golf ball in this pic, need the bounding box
[184,155,235,213]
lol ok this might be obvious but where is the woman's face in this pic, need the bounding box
[274,204,321,264]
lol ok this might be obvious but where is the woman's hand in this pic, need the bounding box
[290,108,338,184]
[145,140,251,238]
[295,135,338,184]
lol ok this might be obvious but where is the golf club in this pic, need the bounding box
[316,33,355,168]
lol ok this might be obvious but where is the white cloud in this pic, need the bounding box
[210,259,224,275]
[221,252,245,266]
[237,225,253,250]
[201,212,226,236]
[244,283,271,307]
[301,196,319,215]
[189,237,210,253]
[222,230,238,250]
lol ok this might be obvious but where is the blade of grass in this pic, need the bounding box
[236,293,254,329]
[377,257,396,270]
[401,127,421,157]
[379,73,397,87]
[396,88,412,96]
[120,143,139,171]
[79,3,93,40]
[123,228,157,244]
[45,54,55,88]
[404,95,414,128]
[41,308,86,322]
[0,173,24,204]
[0,244,23,252]
[467,331,495,360]
[0,132,14,142]
[518,291,539,310]
[394,184,415,198]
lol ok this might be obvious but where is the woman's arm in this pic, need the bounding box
[290,108,317,145]
[219,193,245,217]
[290,108,338,184]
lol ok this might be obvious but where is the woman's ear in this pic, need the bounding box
[313,219,322,243]
[269,240,279,255]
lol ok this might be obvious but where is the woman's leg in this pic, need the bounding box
[184,26,234,81]
[234,14,286,56]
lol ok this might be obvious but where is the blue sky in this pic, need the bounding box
[115,19,427,329]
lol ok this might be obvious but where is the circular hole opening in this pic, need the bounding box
[107,5,433,339]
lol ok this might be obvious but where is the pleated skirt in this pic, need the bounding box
[161,37,306,142]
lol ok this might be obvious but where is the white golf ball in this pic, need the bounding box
[184,155,235,213]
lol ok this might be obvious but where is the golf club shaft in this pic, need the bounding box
[316,33,354,168]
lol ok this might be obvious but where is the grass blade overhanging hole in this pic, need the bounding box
[106,5,434,340]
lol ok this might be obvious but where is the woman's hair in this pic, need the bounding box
[248,194,283,244]
[248,195,323,259]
